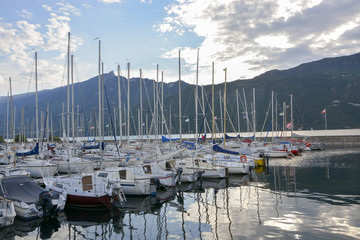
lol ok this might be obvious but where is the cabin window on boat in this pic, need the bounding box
[98,173,108,178]
[166,163,172,171]
[119,170,126,179]
[55,184,63,188]
[143,166,151,174]
[179,163,186,166]
[82,175,93,191]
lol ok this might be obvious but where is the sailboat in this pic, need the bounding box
[44,34,126,209]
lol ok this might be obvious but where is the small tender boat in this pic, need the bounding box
[0,176,66,220]
[175,158,227,179]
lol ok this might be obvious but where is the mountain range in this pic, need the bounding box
[1,52,359,139]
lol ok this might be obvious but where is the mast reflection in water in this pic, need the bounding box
[1,148,360,239]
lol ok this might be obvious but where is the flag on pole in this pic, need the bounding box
[286,122,292,129]
[214,116,217,120]
[122,123,126,126]
[184,118,189,122]
[279,112,284,116]
[90,126,95,129]
[321,108,326,114]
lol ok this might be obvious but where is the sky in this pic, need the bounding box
[1,0,360,96]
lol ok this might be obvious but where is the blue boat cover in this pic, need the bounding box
[212,144,239,155]
[162,136,180,143]
[16,143,39,157]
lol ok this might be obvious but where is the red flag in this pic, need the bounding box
[321,109,326,114]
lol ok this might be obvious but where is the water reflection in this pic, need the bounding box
[1,150,360,239]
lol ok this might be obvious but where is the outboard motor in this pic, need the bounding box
[39,191,55,217]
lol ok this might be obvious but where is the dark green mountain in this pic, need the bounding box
[1,52,360,139]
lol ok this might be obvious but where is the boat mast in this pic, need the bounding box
[253,88,256,141]
[271,90,274,141]
[67,32,70,149]
[161,70,164,136]
[211,62,215,143]
[178,50,182,143]
[9,77,15,166]
[290,94,293,138]
[98,40,102,153]
[6,91,9,147]
[71,55,75,145]
[140,69,143,145]
[127,62,130,147]
[155,64,159,142]
[35,52,38,144]
[236,89,240,135]
[223,67,227,148]
[195,48,199,143]
[117,65,122,143]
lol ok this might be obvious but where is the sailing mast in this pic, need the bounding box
[35,52,39,146]
[66,32,71,162]
[211,62,215,143]
[290,94,293,137]
[179,50,182,143]
[253,88,256,141]
[127,62,130,147]
[271,90,274,141]
[9,77,15,166]
[117,65,122,143]
[195,48,199,143]
[236,89,240,135]
[223,67,227,148]
[98,40,102,153]
[71,55,75,145]
[140,69,143,145]
[161,70,164,136]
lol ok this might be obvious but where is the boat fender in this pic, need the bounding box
[240,155,247,162]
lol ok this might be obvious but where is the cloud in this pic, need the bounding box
[82,3,92,9]
[0,2,83,95]
[17,9,33,20]
[98,0,122,3]
[156,0,360,84]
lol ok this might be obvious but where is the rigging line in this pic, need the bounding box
[26,57,35,97]
[72,57,92,139]
[103,84,120,157]
[259,100,272,138]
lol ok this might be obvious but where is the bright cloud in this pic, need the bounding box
[156,0,360,84]
[0,2,83,95]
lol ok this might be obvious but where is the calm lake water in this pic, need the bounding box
[1,147,360,240]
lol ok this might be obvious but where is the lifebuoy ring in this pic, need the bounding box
[240,155,247,162]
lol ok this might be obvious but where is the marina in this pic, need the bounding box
[0,146,358,239]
